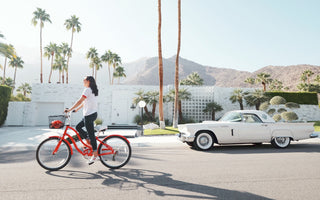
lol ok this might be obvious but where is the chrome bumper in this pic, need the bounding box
[310,133,319,138]
[177,133,195,142]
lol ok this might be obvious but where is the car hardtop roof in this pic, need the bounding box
[229,110,275,122]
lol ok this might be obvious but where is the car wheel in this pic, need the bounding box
[194,132,214,151]
[186,142,194,147]
[271,137,291,148]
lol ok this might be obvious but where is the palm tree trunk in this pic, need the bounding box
[40,24,43,83]
[158,0,165,129]
[62,55,66,84]
[178,100,183,122]
[66,30,74,84]
[111,64,115,85]
[95,67,97,81]
[152,103,156,119]
[173,0,181,128]
[212,110,215,121]
[13,66,17,89]
[2,57,7,85]
[240,102,244,110]
[262,82,266,92]
[48,55,54,83]
[144,106,152,119]
[108,64,111,85]
[58,70,61,83]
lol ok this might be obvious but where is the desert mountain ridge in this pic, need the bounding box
[122,56,320,91]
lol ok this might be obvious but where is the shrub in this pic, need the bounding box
[273,114,282,122]
[0,85,12,126]
[267,109,276,115]
[266,92,318,105]
[10,93,31,102]
[94,118,103,125]
[285,102,300,109]
[281,112,298,122]
[259,102,269,111]
[277,108,287,113]
[270,96,286,105]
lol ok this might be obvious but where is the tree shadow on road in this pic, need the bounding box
[46,168,274,200]
[0,149,36,163]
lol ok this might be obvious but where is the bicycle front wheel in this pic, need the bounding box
[36,137,71,171]
[98,136,131,169]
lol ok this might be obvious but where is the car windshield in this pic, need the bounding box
[219,112,242,122]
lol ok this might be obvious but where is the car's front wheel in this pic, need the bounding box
[271,137,291,148]
[194,132,214,151]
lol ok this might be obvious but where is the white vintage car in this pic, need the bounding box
[178,110,318,151]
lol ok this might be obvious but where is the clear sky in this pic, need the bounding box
[1,0,319,79]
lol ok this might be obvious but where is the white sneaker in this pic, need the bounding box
[88,156,99,165]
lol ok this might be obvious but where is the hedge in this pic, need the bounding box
[265,92,318,105]
[0,85,12,126]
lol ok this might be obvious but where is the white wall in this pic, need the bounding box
[4,84,320,126]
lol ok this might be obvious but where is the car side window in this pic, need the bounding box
[242,114,262,123]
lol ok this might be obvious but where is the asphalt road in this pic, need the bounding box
[1,139,320,200]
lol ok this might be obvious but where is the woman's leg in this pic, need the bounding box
[76,119,88,140]
[84,113,98,154]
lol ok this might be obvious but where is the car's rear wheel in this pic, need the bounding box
[194,132,214,151]
[271,137,291,148]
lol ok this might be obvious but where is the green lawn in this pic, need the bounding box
[144,126,179,136]
[314,121,320,132]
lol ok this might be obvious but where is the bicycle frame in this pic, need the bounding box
[50,124,127,157]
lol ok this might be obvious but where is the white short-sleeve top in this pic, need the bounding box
[81,87,98,116]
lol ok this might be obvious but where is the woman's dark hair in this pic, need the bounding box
[85,76,98,96]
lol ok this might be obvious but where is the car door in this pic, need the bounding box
[234,113,270,143]
[209,123,240,144]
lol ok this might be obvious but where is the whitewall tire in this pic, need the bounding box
[194,132,214,151]
[271,137,291,148]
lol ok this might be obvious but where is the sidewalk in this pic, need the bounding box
[0,126,180,150]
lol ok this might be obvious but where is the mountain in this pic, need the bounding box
[123,56,320,90]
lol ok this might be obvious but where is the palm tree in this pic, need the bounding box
[146,90,159,119]
[244,89,269,110]
[8,56,24,89]
[302,70,314,84]
[132,90,152,119]
[158,0,165,129]
[269,79,283,91]
[92,56,102,80]
[173,0,182,128]
[32,8,51,83]
[314,75,320,84]
[111,53,121,85]
[0,77,14,88]
[166,88,191,122]
[101,50,113,85]
[17,83,32,96]
[229,89,245,110]
[244,77,255,85]
[1,44,15,85]
[44,42,59,83]
[53,55,67,83]
[203,101,223,120]
[255,73,272,92]
[113,65,126,84]
[180,72,204,86]
[86,47,98,77]
[60,43,71,83]
[64,15,81,84]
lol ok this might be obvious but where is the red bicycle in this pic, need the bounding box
[36,111,131,171]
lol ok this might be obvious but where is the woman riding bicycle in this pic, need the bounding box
[64,76,99,165]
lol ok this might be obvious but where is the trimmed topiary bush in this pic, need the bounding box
[270,96,287,105]
[266,92,318,105]
[281,112,298,122]
[267,109,276,115]
[259,102,269,111]
[0,85,12,126]
[277,108,287,113]
[285,102,300,109]
[273,114,282,122]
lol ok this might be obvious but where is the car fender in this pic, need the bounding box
[271,129,294,139]
[49,136,73,155]
[195,130,219,143]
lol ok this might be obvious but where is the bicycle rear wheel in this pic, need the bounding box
[36,137,71,171]
[98,135,131,169]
